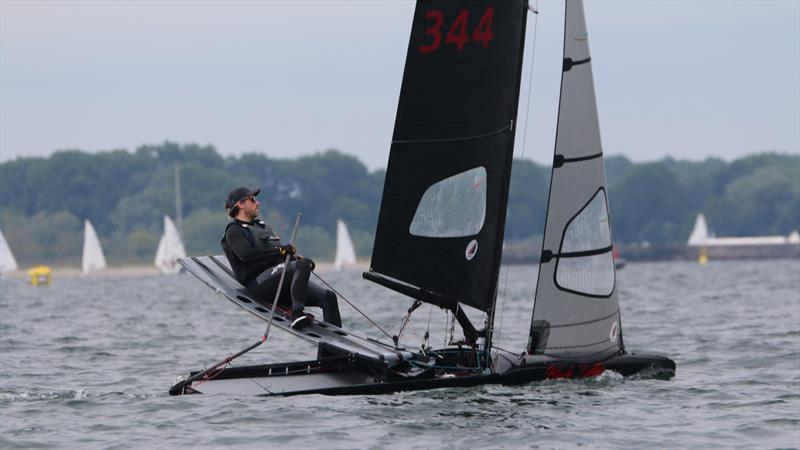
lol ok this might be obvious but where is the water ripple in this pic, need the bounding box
[0,261,798,448]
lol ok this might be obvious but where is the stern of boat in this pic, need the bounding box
[495,352,676,384]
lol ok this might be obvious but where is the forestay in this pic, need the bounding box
[527,0,623,362]
[369,0,528,312]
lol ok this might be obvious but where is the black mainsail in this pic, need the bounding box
[527,0,623,362]
[369,0,529,312]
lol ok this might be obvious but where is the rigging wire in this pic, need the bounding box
[312,272,393,342]
[420,304,434,355]
[446,309,455,346]
[520,0,541,163]
[226,361,273,395]
[496,0,542,348]
[394,300,422,347]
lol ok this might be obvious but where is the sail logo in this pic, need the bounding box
[270,263,285,276]
[465,240,478,260]
[609,321,618,343]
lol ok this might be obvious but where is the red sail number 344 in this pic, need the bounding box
[418,7,495,54]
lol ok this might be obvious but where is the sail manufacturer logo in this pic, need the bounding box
[465,239,478,260]
[610,321,618,343]
[270,263,285,276]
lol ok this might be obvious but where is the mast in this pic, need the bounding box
[174,164,183,236]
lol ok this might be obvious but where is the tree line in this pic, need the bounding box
[0,142,797,266]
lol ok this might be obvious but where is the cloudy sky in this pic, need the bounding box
[1,0,798,170]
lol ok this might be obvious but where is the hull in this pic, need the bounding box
[169,352,675,397]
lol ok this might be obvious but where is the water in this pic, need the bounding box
[1,259,798,449]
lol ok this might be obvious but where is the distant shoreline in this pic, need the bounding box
[1,260,371,279]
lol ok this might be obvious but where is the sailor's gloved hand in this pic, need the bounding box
[279,244,296,256]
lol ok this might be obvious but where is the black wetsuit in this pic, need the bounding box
[221,219,342,326]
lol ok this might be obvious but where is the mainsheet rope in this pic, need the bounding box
[311,272,394,342]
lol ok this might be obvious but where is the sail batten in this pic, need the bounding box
[392,122,513,145]
[527,0,623,361]
[370,0,528,312]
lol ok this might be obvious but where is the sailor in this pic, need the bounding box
[221,186,342,330]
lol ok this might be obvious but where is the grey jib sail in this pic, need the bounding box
[527,0,623,362]
[368,0,528,312]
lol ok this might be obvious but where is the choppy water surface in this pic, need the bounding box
[1,259,799,449]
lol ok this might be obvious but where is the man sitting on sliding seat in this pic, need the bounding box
[220,186,342,330]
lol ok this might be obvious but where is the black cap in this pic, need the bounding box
[225,186,261,210]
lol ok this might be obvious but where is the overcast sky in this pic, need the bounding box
[1,0,798,170]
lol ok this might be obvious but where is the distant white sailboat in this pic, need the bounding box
[154,215,187,275]
[0,229,19,274]
[688,213,799,246]
[82,220,107,275]
[333,219,357,270]
[687,214,711,246]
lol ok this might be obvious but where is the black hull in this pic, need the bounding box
[169,352,675,397]
[500,353,676,385]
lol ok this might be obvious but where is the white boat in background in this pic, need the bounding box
[155,215,187,275]
[0,229,19,274]
[333,219,357,270]
[688,214,799,246]
[82,220,107,275]
[687,214,712,246]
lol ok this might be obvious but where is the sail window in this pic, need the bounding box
[561,190,611,253]
[555,189,615,296]
[556,252,615,296]
[409,167,487,238]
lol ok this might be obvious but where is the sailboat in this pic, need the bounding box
[154,216,187,275]
[688,213,798,247]
[0,229,19,274]
[687,214,711,246]
[170,0,674,396]
[333,219,358,270]
[82,220,107,275]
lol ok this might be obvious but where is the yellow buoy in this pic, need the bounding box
[27,265,52,286]
[698,247,709,265]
